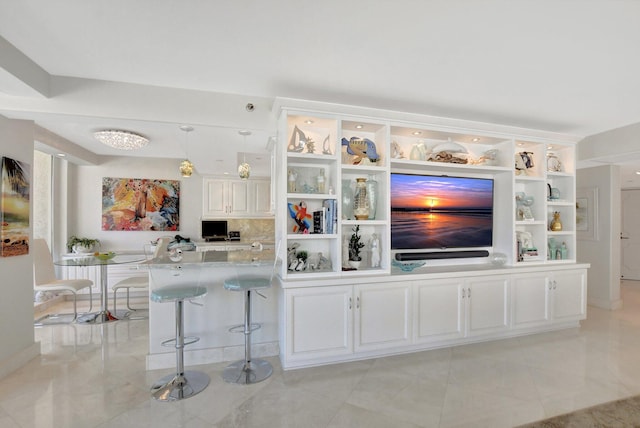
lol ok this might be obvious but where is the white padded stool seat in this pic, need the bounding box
[223,276,270,292]
[151,285,207,303]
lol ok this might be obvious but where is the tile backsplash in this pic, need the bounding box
[227,219,275,242]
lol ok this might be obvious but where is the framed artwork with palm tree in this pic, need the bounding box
[1,156,30,257]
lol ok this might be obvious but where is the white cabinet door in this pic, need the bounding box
[203,177,269,217]
[203,178,228,217]
[511,273,551,329]
[354,282,411,352]
[466,275,510,337]
[250,179,272,216]
[228,180,249,216]
[284,285,353,363]
[552,269,587,322]
[413,279,465,344]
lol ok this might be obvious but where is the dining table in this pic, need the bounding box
[55,253,146,324]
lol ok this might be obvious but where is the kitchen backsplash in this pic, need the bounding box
[227,219,275,242]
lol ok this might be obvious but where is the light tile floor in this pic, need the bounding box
[2,282,640,427]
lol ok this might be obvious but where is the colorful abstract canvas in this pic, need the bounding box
[102,177,180,231]
[1,156,30,257]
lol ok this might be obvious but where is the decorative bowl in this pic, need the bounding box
[94,251,116,260]
[392,259,426,272]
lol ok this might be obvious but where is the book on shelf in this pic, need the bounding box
[313,208,326,234]
[323,199,337,234]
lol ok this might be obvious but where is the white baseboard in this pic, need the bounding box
[146,341,279,371]
[0,342,40,380]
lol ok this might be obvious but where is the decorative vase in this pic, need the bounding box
[550,211,563,231]
[348,260,361,269]
[72,243,94,254]
[353,178,370,220]
[366,175,378,220]
[341,179,354,220]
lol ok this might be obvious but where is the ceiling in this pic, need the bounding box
[1,1,640,181]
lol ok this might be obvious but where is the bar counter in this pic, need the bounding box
[146,249,280,370]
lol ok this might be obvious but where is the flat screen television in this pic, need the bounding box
[201,220,228,241]
[390,173,494,252]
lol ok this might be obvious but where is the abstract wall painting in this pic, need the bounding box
[1,156,30,257]
[102,177,180,231]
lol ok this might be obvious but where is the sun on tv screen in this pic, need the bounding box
[390,173,494,250]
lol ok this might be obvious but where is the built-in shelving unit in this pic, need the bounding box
[275,100,578,278]
[273,98,586,371]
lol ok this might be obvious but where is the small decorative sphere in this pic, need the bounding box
[490,252,507,266]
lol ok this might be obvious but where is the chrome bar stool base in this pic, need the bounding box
[150,284,209,401]
[151,371,210,402]
[223,359,272,385]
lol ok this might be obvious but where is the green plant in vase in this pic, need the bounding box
[67,236,100,254]
[348,225,365,269]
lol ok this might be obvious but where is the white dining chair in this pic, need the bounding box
[33,239,94,325]
[111,239,170,317]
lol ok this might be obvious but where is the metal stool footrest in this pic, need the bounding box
[161,336,200,347]
[228,322,261,334]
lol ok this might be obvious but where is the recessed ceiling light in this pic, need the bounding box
[635,171,640,175]
[412,131,422,136]
[472,137,480,142]
[517,142,524,146]
[547,145,554,150]
[355,124,364,129]
[305,120,314,125]
[224,172,229,175]
[56,153,66,157]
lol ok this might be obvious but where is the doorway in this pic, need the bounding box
[621,189,640,280]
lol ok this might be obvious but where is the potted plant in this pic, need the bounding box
[348,225,365,269]
[67,236,100,254]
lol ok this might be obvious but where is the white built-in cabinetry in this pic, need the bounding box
[274,99,587,370]
[202,177,272,218]
[278,266,587,369]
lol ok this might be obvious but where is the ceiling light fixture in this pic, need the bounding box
[179,125,194,177]
[94,130,149,150]
[472,137,480,142]
[355,124,364,129]
[412,131,422,136]
[305,120,314,125]
[238,130,251,180]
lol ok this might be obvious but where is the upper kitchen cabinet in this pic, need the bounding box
[202,177,272,218]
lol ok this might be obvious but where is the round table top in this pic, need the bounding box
[54,253,146,267]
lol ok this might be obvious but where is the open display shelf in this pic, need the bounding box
[275,103,577,279]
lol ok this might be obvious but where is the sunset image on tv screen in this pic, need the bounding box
[390,174,493,249]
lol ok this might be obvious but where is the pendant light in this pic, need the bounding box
[238,130,251,180]
[179,125,194,177]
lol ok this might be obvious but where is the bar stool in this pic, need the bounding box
[222,244,280,385]
[150,282,209,401]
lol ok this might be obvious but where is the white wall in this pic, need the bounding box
[576,165,621,310]
[69,156,203,252]
[0,115,39,378]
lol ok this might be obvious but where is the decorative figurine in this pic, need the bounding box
[316,252,332,271]
[391,140,405,159]
[550,211,563,231]
[341,137,379,164]
[515,151,535,175]
[370,233,380,268]
[322,134,332,155]
[288,125,306,152]
[288,169,297,193]
[288,201,312,233]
